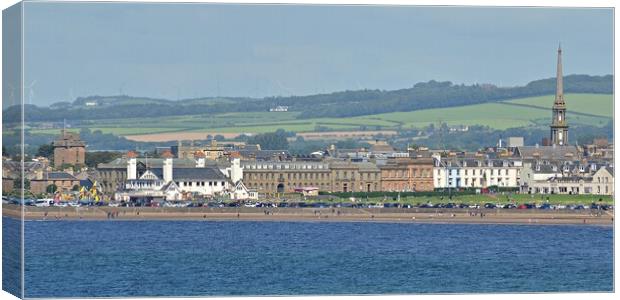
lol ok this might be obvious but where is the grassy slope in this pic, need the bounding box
[23,93,612,136]
[505,93,613,118]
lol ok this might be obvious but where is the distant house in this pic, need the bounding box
[231,181,258,200]
[2,177,14,194]
[30,172,80,195]
[269,105,288,112]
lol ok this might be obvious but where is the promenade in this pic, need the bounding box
[3,204,613,225]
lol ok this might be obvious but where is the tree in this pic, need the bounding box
[85,151,123,168]
[36,143,54,159]
[247,130,289,150]
[46,184,58,194]
[14,177,31,190]
[72,184,80,191]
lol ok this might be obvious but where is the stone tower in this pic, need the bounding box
[53,129,86,169]
[550,45,569,146]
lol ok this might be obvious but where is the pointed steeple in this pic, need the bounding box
[550,44,569,146]
[554,43,564,105]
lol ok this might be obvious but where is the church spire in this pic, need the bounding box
[555,43,564,105]
[550,44,568,146]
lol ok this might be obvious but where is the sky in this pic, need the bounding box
[9,2,616,106]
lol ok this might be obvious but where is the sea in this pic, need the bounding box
[2,217,614,297]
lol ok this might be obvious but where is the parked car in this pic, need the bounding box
[484,203,496,209]
[34,199,54,207]
[539,203,552,210]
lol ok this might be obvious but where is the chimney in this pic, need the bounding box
[194,151,206,168]
[230,158,243,183]
[162,150,174,182]
[127,151,138,180]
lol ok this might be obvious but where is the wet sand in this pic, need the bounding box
[3,204,613,225]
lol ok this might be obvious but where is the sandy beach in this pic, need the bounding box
[2,204,613,225]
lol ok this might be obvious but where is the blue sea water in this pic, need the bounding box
[13,218,614,297]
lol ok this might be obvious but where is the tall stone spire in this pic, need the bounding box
[554,44,564,105]
[550,44,568,146]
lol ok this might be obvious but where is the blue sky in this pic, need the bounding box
[17,2,614,105]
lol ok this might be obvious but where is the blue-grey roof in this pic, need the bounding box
[149,167,227,181]
[47,172,78,180]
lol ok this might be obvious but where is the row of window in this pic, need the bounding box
[440,169,515,176]
[244,171,382,181]
[383,169,432,178]
[441,177,513,186]
[174,181,226,187]
[244,164,328,170]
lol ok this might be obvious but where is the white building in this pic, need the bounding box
[433,157,521,189]
[115,153,256,201]
[520,160,614,195]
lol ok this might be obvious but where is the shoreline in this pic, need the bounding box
[3,204,614,226]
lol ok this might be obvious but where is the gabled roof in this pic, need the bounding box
[161,181,180,192]
[40,172,78,181]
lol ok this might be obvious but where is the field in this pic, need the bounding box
[24,93,612,139]
[505,93,613,118]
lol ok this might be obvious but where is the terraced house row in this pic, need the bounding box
[94,147,614,197]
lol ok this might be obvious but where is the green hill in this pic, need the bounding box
[26,93,612,136]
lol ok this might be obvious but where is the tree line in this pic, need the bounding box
[3,74,612,124]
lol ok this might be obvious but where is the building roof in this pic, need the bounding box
[149,167,228,181]
[35,172,78,181]
[238,149,290,161]
[98,158,207,169]
[515,146,580,160]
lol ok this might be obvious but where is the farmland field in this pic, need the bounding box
[24,93,612,138]
[505,93,613,118]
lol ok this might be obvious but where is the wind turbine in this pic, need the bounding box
[69,87,75,102]
[24,80,36,105]
[6,83,16,107]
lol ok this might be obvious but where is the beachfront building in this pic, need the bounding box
[97,155,203,195]
[30,171,81,195]
[519,160,614,195]
[329,161,381,193]
[378,157,434,192]
[433,157,521,189]
[113,151,248,202]
[241,161,331,194]
[231,181,259,200]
